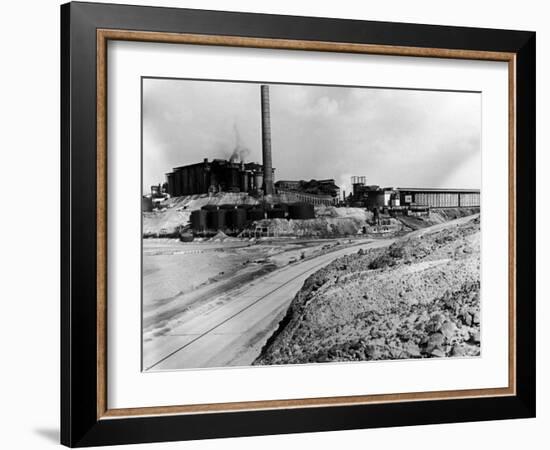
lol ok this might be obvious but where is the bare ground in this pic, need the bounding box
[142,237,391,370]
[254,214,481,365]
[142,237,371,343]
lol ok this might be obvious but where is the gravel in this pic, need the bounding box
[254,214,481,365]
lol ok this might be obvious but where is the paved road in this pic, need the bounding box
[143,238,393,371]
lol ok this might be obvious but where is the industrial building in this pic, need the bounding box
[398,187,480,208]
[350,176,480,210]
[156,81,480,239]
[162,85,343,209]
[275,179,340,199]
[165,84,276,197]
[275,180,301,191]
[166,159,272,197]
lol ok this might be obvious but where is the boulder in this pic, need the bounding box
[426,314,444,333]
[469,329,481,344]
[430,348,446,358]
[424,332,445,354]
[451,345,467,357]
[440,321,457,339]
[462,312,473,326]
[364,345,381,360]
[404,342,422,357]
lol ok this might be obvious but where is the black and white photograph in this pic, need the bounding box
[141,78,482,371]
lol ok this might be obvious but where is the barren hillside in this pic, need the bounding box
[255,214,481,365]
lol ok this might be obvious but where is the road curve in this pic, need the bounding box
[143,238,393,371]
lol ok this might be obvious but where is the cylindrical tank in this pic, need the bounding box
[190,209,207,231]
[240,171,249,192]
[179,231,194,242]
[254,172,263,192]
[141,196,153,212]
[288,203,315,219]
[218,205,236,229]
[229,208,247,229]
[207,209,226,230]
[247,208,266,221]
[275,204,289,214]
[267,208,286,219]
[229,167,240,191]
[248,173,255,191]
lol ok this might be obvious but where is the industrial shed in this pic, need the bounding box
[166,159,272,197]
[398,188,480,208]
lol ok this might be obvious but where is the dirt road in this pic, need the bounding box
[143,238,394,371]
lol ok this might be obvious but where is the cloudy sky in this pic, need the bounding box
[142,78,481,195]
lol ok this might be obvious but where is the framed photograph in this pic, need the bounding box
[61,2,536,447]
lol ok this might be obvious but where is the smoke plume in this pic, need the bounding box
[229,123,251,163]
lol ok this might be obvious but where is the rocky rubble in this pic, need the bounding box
[254,215,481,365]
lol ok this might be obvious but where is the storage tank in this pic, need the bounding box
[254,173,264,192]
[206,209,226,230]
[141,196,153,212]
[288,203,315,219]
[179,231,194,242]
[229,208,247,229]
[240,171,249,193]
[247,208,266,221]
[190,209,207,231]
[267,208,286,219]
[275,203,289,212]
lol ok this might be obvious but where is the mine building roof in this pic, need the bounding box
[397,187,480,193]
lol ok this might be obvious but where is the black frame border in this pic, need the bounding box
[61,2,535,447]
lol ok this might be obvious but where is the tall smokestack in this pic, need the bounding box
[261,85,274,195]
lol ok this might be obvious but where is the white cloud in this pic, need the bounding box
[142,79,480,193]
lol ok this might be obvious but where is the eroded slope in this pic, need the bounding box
[255,215,481,365]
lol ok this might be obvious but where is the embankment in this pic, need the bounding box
[143,193,372,237]
[254,214,481,365]
[250,207,373,238]
[397,207,480,231]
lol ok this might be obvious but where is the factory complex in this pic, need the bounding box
[348,176,479,211]
[144,84,479,237]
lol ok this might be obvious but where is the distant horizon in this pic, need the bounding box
[143,79,481,196]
